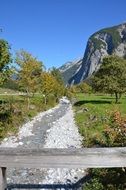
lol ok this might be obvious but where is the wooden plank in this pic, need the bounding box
[0,167,7,190]
[0,148,126,168]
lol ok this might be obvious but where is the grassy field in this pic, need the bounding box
[74,93,126,147]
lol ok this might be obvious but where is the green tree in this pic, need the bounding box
[50,67,65,101]
[15,49,44,109]
[92,56,126,103]
[40,71,65,104]
[0,39,12,86]
[50,67,64,85]
[77,82,92,94]
[40,72,55,104]
[53,81,65,102]
[3,78,19,91]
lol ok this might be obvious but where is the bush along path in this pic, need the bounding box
[0,97,86,190]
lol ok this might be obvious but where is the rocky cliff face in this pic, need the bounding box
[68,23,126,85]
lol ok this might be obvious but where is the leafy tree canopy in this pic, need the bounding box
[40,72,57,95]
[50,67,64,85]
[16,49,44,94]
[92,55,126,103]
[40,71,65,104]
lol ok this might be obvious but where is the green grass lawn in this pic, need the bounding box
[74,93,126,147]
[75,93,126,114]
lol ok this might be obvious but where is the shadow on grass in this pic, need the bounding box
[101,97,125,101]
[74,100,112,106]
[0,98,24,104]
[7,175,90,189]
[101,97,115,100]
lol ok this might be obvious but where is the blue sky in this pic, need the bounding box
[1,0,126,69]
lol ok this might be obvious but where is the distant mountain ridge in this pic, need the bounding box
[59,23,126,85]
[59,58,82,85]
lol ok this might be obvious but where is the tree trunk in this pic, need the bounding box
[115,92,118,104]
[44,96,47,104]
[27,96,30,110]
[26,88,30,110]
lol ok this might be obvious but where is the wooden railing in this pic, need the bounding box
[0,147,126,190]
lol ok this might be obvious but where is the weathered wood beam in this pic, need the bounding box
[0,147,126,168]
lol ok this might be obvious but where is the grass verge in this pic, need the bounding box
[74,93,126,147]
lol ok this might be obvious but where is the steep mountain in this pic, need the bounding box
[59,58,82,85]
[68,23,126,85]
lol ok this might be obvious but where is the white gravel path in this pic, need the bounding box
[0,97,86,189]
[44,105,82,148]
[42,102,86,188]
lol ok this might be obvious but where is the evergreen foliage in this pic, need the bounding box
[0,39,12,86]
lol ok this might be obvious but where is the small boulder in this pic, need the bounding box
[83,107,89,112]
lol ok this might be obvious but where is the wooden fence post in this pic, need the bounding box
[0,167,7,190]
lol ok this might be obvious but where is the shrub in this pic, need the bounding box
[83,178,104,190]
[103,111,126,147]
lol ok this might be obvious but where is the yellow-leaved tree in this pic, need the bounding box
[16,49,44,109]
[40,72,59,104]
[40,71,65,104]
